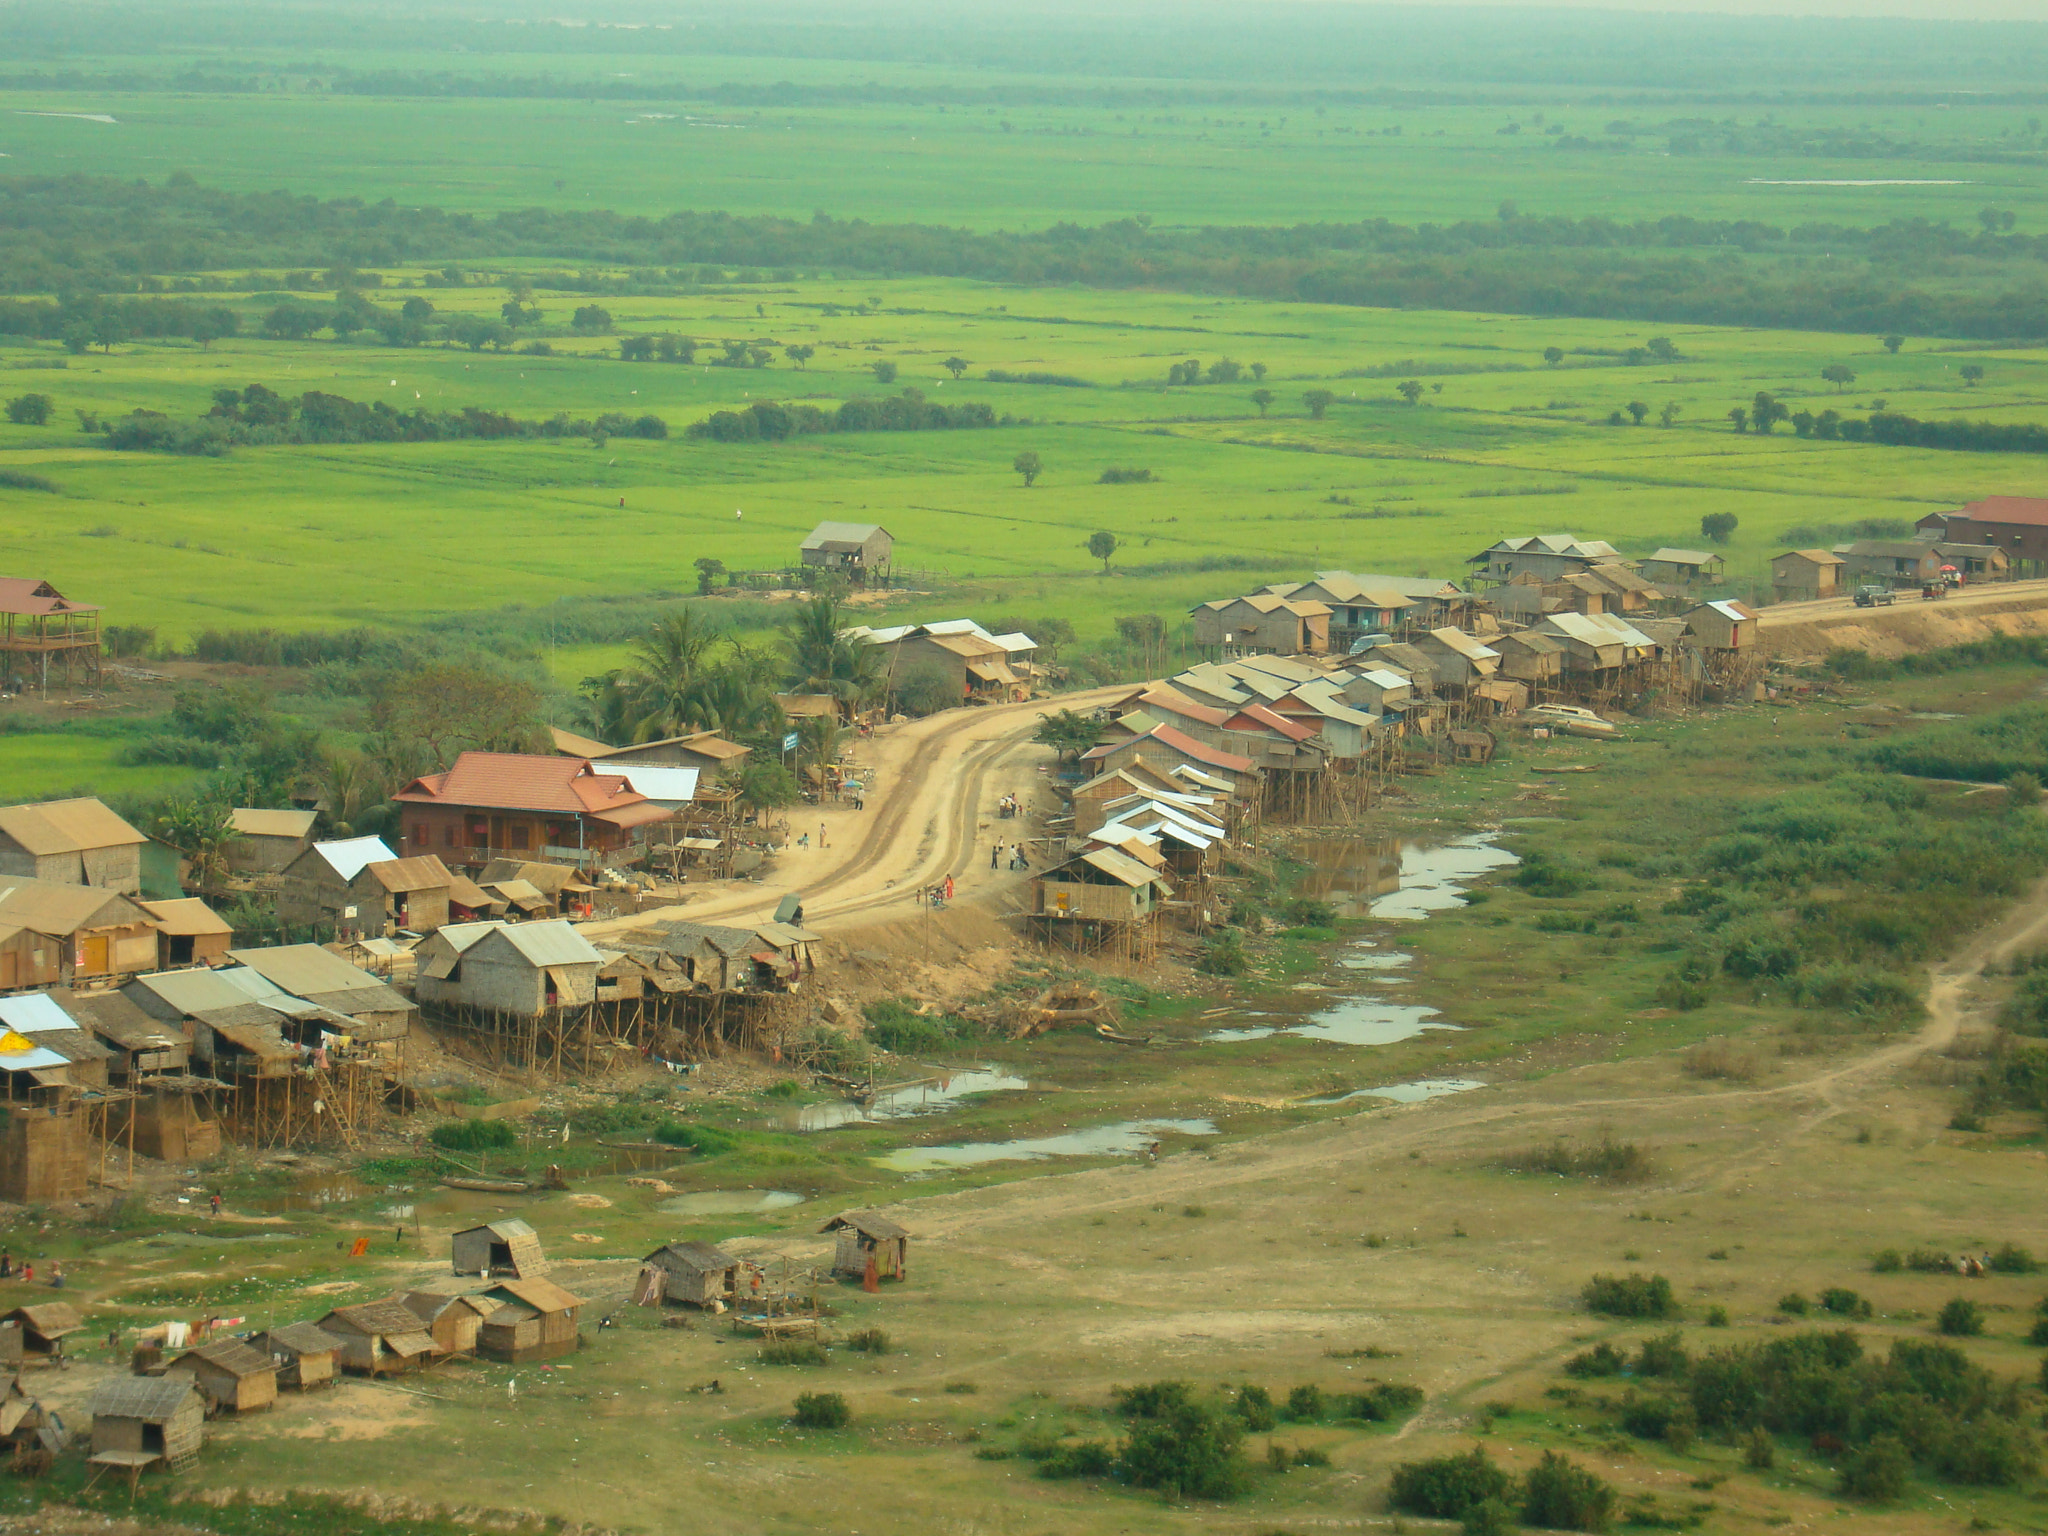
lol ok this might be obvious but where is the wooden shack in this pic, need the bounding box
[1769,548,1845,604]
[401,1287,494,1356]
[4,1304,82,1364]
[316,1301,439,1376]
[451,1218,549,1279]
[251,1323,341,1390]
[86,1375,204,1476]
[0,797,146,894]
[475,1277,584,1363]
[225,808,319,875]
[643,1241,741,1308]
[165,1337,277,1415]
[137,897,234,970]
[0,1373,66,1465]
[821,1211,910,1282]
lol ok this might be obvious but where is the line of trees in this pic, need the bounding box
[685,389,1000,443]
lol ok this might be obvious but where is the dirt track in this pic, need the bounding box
[1758,576,2048,660]
[583,683,1132,942]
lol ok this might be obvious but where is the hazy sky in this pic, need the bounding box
[1292,0,2046,19]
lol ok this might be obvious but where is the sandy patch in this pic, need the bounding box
[1079,1309,1386,1346]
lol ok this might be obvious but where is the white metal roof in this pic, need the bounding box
[484,920,604,968]
[0,993,77,1035]
[1702,600,1753,623]
[311,836,398,881]
[618,766,701,805]
[1168,764,1232,792]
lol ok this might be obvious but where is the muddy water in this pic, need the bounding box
[660,1190,806,1217]
[783,1067,1028,1132]
[878,1118,1217,1172]
[1302,1078,1487,1106]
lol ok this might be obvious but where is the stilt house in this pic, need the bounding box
[251,1323,341,1390]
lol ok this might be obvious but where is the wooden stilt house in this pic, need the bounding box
[86,1375,204,1474]
[401,1285,496,1356]
[451,1218,549,1279]
[315,1302,440,1376]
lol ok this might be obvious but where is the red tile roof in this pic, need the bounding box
[394,753,670,827]
[1085,724,1254,776]
[1225,703,1319,742]
[1953,497,2048,527]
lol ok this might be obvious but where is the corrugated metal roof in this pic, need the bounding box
[1426,628,1502,662]
[648,1241,739,1273]
[171,1338,274,1378]
[1078,846,1162,888]
[88,1377,198,1422]
[0,993,78,1035]
[228,808,318,840]
[256,1323,342,1356]
[0,1030,70,1071]
[137,897,233,937]
[549,726,616,758]
[1315,570,1465,600]
[0,798,145,856]
[478,920,603,969]
[361,856,453,894]
[226,945,380,999]
[485,1276,583,1313]
[0,879,147,937]
[821,1210,909,1240]
[0,578,95,618]
[617,766,702,804]
[1647,548,1717,566]
[309,836,397,882]
[1702,600,1755,623]
[800,520,889,551]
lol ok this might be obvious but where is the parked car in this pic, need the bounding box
[1519,704,1620,739]
[1853,584,1896,607]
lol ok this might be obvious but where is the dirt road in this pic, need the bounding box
[1758,575,2048,660]
[584,683,1132,941]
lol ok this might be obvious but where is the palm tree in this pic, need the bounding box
[785,594,884,717]
[156,799,233,893]
[691,640,786,738]
[796,713,844,795]
[318,748,370,836]
[619,610,718,741]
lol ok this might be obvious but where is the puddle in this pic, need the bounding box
[1213,999,1458,1047]
[660,1189,806,1216]
[877,1118,1217,1171]
[248,1177,376,1212]
[784,1068,1027,1131]
[1303,1078,1486,1106]
[1338,948,1412,971]
[1293,835,1406,918]
[1370,833,1519,920]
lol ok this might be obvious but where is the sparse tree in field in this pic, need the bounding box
[1960,364,1985,387]
[1882,334,1905,354]
[1750,391,1788,434]
[1250,362,1268,381]
[1607,409,1627,427]
[371,663,547,764]
[5,394,52,426]
[1701,512,1739,545]
[618,335,656,362]
[1396,379,1425,405]
[1303,388,1335,419]
[189,308,236,350]
[1034,708,1103,761]
[871,360,898,384]
[785,344,814,369]
[1627,400,1649,425]
[1647,336,1678,361]
[694,556,725,596]
[1543,346,1565,367]
[1013,450,1043,487]
[943,356,970,379]
[87,312,127,353]
[1205,357,1242,384]
[403,297,437,324]
[1727,406,1748,433]
[1087,530,1119,574]
[1821,364,1856,393]
[746,345,774,368]
[1250,388,1275,417]
[1658,401,1681,427]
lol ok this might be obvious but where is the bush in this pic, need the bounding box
[1930,1417,2040,1486]
[1636,1331,1690,1377]
[1563,1342,1627,1378]
[1112,1380,1194,1418]
[2028,1317,2048,1347]
[792,1390,849,1428]
[1115,1397,1253,1500]
[863,999,964,1055]
[1704,1306,1730,1328]
[1938,1298,1984,1337]
[761,1341,830,1366]
[1513,851,1595,898]
[1463,1498,1518,1536]
[1097,466,1153,483]
[1989,1242,2039,1274]
[1339,1382,1423,1421]
[846,1327,890,1355]
[1620,1394,1695,1449]
[1037,1439,1116,1478]
[1777,1292,1810,1316]
[1233,1384,1277,1431]
[1522,1450,1616,1531]
[1285,1384,1325,1421]
[429,1118,515,1151]
[1820,1287,1874,1319]
[1198,930,1249,976]
[1872,1248,1903,1273]
[653,1121,737,1155]
[1583,1273,1679,1319]
[1744,1426,1776,1468]
[1389,1446,1514,1520]
[1839,1434,1911,1501]
[1502,1134,1653,1182]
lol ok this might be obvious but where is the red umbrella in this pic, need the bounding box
[1940,564,1958,572]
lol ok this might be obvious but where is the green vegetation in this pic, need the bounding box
[1582,1273,1680,1319]
[790,1390,848,1426]
[428,1119,516,1152]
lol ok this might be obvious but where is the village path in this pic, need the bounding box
[582,683,1132,941]
[1757,574,2048,627]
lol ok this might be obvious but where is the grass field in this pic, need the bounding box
[3,273,2044,651]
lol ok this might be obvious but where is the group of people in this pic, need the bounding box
[991,841,1032,871]
[0,1253,62,1287]
[997,793,1022,819]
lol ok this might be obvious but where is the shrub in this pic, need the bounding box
[1704,1306,1730,1328]
[1513,851,1595,897]
[1339,1382,1423,1421]
[1036,1439,1116,1478]
[792,1390,849,1428]
[1198,930,1249,976]
[1872,1249,1903,1273]
[1233,1384,1277,1431]
[429,1118,515,1151]
[1116,1398,1253,1500]
[2028,1317,2048,1347]
[1522,1450,1616,1531]
[1502,1134,1653,1183]
[1620,1394,1689,1441]
[1564,1342,1627,1378]
[1285,1384,1325,1421]
[1389,1446,1515,1520]
[1744,1426,1776,1468]
[1284,897,1338,927]
[761,1341,830,1366]
[1820,1287,1873,1319]
[863,998,965,1054]
[1112,1380,1194,1418]
[1839,1435,1911,1501]
[1777,1292,1810,1316]
[654,1121,737,1155]
[1636,1331,1690,1377]
[1930,1417,2040,1486]
[1989,1243,2039,1274]
[846,1327,890,1355]
[1462,1498,1519,1536]
[1583,1273,1679,1319]
[1938,1299,1984,1337]
[1097,466,1153,483]
[1682,1041,1759,1081]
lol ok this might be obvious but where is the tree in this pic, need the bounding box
[942,356,970,379]
[262,303,323,341]
[1396,379,1425,405]
[618,335,656,362]
[370,664,547,764]
[1543,346,1565,367]
[189,308,236,350]
[1087,530,1119,575]
[1115,1397,1252,1500]
[316,748,371,837]
[1034,708,1102,760]
[796,712,844,794]
[871,360,898,384]
[571,304,613,333]
[1647,336,1678,361]
[784,592,884,714]
[785,344,814,369]
[1822,364,1856,393]
[1659,402,1682,428]
[90,312,130,353]
[895,663,957,717]
[694,557,726,596]
[402,297,436,324]
[1751,391,1788,434]
[1960,364,1985,387]
[1727,406,1748,433]
[153,799,234,893]
[1626,400,1649,425]
[1249,388,1274,416]
[736,759,801,818]
[1249,362,1268,381]
[1700,512,1739,545]
[1882,334,1905,354]
[1013,450,1043,487]
[1521,1451,1615,1532]
[1205,357,1242,384]
[5,394,52,426]
[1302,389,1334,419]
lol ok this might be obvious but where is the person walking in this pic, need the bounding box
[991,843,1000,870]
[210,1192,222,1218]
[943,873,955,903]
[819,824,828,850]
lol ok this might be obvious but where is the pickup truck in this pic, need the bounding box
[1853,585,1896,608]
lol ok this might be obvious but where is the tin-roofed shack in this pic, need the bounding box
[275,835,398,938]
[86,1375,204,1474]
[644,1241,742,1308]
[476,1277,584,1363]
[822,1211,909,1282]
[165,1337,277,1414]
[1770,548,1846,603]
[0,796,146,894]
[452,1218,550,1279]
[224,944,416,1040]
[225,808,318,874]
[251,1323,341,1390]
[137,897,233,969]
[416,920,602,1016]
[0,878,159,986]
[799,520,893,582]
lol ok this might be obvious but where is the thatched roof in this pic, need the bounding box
[87,1376,200,1422]
[820,1210,909,1240]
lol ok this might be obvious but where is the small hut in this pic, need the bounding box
[250,1323,341,1391]
[821,1211,910,1282]
[0,1374,66,1468]
[401,1286,495,1356]
[451,1218,549,1279]
[86,1375,204,1477]
[643,1241,741,1308]
[475,1277,584,1363]
[316,1302,440,1377]
[3,1304,82,1365]
[164,1337,277,1415]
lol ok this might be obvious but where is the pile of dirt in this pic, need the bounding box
[1011,979,1119,1037]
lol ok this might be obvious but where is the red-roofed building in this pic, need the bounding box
[1082,725,1258,795]
[394,753,673,872]
[1916,498,2048,575]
